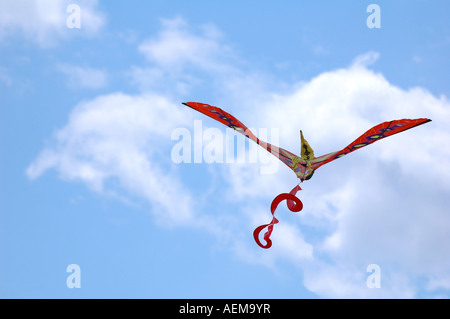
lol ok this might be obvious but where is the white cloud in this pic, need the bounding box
[56,63,108,89]
[138,16,232,71]
[27,92,195,225]
[0,0,105,46]
[131,16,251,98]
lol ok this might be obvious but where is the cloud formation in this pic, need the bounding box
[27,93,195,225]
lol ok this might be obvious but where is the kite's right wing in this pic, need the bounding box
[310,118,432,170]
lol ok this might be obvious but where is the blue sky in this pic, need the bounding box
[1,0,450,298]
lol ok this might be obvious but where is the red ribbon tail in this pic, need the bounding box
[253,185,303,249]
[287,185,302,211]
[253,223,274,249]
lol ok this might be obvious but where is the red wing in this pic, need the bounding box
[311,118,431,170]
[183,102,305,171]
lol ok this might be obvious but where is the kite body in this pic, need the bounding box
[182,102,431,248]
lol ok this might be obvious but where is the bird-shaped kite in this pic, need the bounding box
[182,102,431,248]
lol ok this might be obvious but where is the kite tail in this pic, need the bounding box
[253,185,303,248]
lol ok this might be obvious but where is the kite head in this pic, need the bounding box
[295,165,315,182]
[303,168,315,181]
[291,156,315,181]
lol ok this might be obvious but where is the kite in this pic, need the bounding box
[182,102,431,248]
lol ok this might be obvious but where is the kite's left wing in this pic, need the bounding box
[183,102,306,175]
[310,118,432,170]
